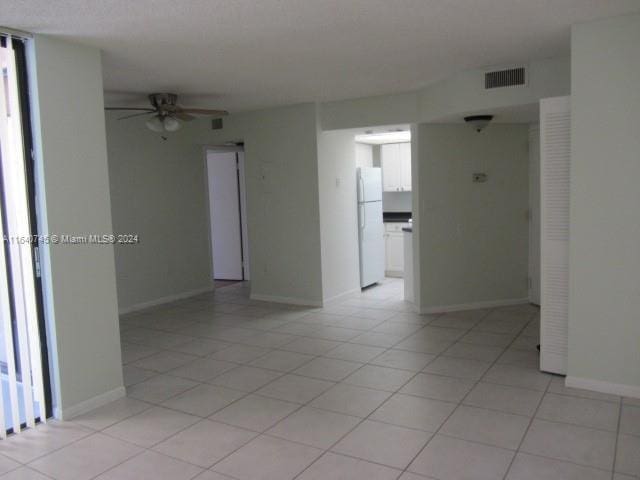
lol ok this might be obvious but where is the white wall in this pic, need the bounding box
[320,57,569,130]
[317,130,361,302]
[28,35,123,417]
[568,14,640,394]
[105,113,212,312]
[416,124,530,311]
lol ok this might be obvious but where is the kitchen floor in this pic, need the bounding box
[1,279,638,480]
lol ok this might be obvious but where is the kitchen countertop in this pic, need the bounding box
[383,211,412,223]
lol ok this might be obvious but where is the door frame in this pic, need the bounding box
[203,145,250,282]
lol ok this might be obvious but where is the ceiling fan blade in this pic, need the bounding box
[117,111,156,120]
[178,108,228,116]
[173,112,196,121]
[105,107,156,112]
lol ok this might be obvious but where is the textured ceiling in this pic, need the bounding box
[2,1,639,111]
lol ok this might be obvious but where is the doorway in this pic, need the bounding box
[206,147,250,282]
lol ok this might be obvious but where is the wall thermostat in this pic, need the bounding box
[472,173,488,183]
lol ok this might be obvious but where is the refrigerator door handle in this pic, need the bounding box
[358,177,365,203]
[359,204,365,229]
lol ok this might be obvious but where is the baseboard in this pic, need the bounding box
[249,293,322,307]
[322,288,361,306]
[57,386,126,420]
[566,376,640,399]
[420,297,529,314]
[119,285,215,315]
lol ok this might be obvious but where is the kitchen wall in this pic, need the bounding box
[416,123,529,311]
[105,113,212,313]
[317,130,361,302]
[567,14,640,395]
[29,35,123,417]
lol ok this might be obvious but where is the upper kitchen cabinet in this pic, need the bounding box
[381,142,411,192]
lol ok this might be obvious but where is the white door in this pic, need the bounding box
[528,125,541,305]
[399,143,412,191]
[381,144,401,192]
[540,96,571,375]
[207,151,244,280]
[359,201,385,287]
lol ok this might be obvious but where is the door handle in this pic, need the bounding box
[358,177,365,202]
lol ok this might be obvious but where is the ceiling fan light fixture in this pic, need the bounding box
[163,116,181,132]
[146,115,164,132]
[464,114,493,132]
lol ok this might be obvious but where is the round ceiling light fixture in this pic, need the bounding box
[464,115,493,133]
[145,114,182,133]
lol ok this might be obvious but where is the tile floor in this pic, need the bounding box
[1,279,639,479]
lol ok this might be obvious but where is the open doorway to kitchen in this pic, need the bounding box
[354,127,413,299]
[0,34,53,435]
[206,146,250,284]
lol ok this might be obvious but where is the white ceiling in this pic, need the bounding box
[3,1,639,112]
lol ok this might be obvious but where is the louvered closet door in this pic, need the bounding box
[540,96,570,374]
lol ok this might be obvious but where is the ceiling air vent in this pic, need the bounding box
[484,67,526,89]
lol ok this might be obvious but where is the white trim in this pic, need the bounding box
[57,386,126,420]
[249,293,322,307]
[420,297,529,314]
[119,285,215,315]
[565,376,640,400]
[322,288,361,306]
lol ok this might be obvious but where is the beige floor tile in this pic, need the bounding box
[152,419,257,468]
[536,393,620,431]
[0,467,51,480]
[208,365,283,391]
[168,357,238,382]
[310,383,391,417]
[293,357,363,381]
[444,342,505,362]
[350,332,406,348]
[72,396,152,430]
[132,351,199,373]
[547,376,620,403]
[369,349,435,371]
[371,393,456,432]
[95,450,203,480]
[464,382,544,416]
[324,343,386,362]
[620,405,640,436]
[343,365,414,392]
[615,433,640,476]
[297,452,401,480]
[440,406,530,450]
[248,350,314,372]
[482,364,552,391]
[506,452,611,480]
[0,421,93,463]
[210,394,300,431]
[127,374,198,403]
[210,345,271,363]
[213,435,322,480]
[169,338,231,356]
[409,434,514,480]
[122,365,157,387]
[520,419,616,470]
[256,374,334,403]
[266,407,360,448]
[332,419,431,469]
[161,384,245,417]
[400,373,475,403]
[103,406,199,447]
[423,356,491,380]
[29,433,142,480]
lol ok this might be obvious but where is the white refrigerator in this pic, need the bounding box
[357,167,385,288]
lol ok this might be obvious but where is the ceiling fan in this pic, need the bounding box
[105,93,228,133]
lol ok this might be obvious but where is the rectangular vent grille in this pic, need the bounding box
[485,67,526,89]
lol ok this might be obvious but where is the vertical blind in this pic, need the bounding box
[0,34,48,436]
